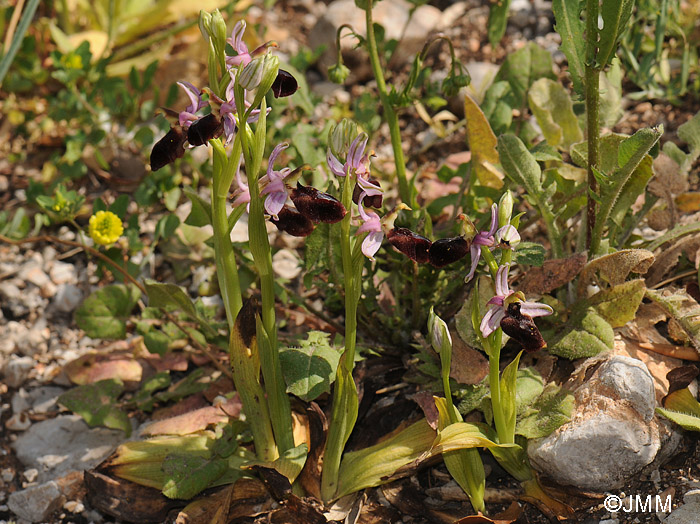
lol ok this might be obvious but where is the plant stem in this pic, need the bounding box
[486,331,510,444]
[365,0,411,205]
[321,175,360,502]
[584,0,600,252]
[211,138,244,329]
[237,99,294,455]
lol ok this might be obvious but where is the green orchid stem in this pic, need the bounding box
[585,0,600,252]
[321,174,362,502]
[364,0,412,205]
[211,138,243,329]
[486,330,511,444]
[236,94,294,455]
[480,245,500,281]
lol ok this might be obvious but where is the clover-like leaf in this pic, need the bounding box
[58,378,131,436]
[74,284,141,339]
[279,331,343,402]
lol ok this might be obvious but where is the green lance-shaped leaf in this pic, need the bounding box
[596,0,635,68]
[229,299,277,461]
[162,454,228,500]
[528,78,583,151]
[244,443,308,484]
[499,351,523,442]
[74,284,141,339]
[58,379,132,436]
[435,397,485,513]
[279,332,343,402]
[657,388,700,432]
[591,126,663,254]
[552,0,585,95]
[487,0,511,47]
[548,307,614,359]
[498,134,562,255]
[336,419,437,499]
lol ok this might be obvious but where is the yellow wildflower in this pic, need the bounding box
[88,210,123,245]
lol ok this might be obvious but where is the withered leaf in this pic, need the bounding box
[519,252,587,294]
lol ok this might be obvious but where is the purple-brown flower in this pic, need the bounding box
[480,264,553,338]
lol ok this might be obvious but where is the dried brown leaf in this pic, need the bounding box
[142,396,242,436]
[64,351,143,388]
[519,252,587,294]
[577,249,654,294]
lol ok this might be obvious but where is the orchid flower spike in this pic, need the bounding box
[260,143,292,219]
[480,264,553,338]
[356,194,384,260]
[466,203,498,281]
[176,82,207,128]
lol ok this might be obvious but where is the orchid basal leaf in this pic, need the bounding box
[657,388,700,432]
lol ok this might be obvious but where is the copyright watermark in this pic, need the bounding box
[604,494,672,513]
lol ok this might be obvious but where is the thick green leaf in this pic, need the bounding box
[279,332,342,402]
[495,42,556,108]
[74,284,141,339]
[657,388,700,432]
[144,280,197,318]
[161,454,228,499]
[58,379,132,436]
[435,397,485,512]
[596,0,635,68]
[588,279,646,328]
[552,0,585,94]
[548,308,614,359]
[500,351,523,439]
[516,383,574,438]
[528,78,583,150]
[487,0,511,47]
[337,419,437,498]
[498,134,544,198]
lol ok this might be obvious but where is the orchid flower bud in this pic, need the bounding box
[239,56,267,90]
[210,10,228,52]
[198,10,213,40]
[329,119,358,159]
[457,213,477,241]
[497,190,514,228]
[428,307,452,357]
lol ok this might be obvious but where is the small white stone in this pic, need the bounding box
[53,284,84,313]
[3,355,35,388]
[5,412,32,431]
[23,468,38,482]
[49,261,77,285]
[63,500,84,513]
[1,468,15,482]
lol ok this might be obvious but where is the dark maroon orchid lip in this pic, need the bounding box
[387,227,432,264]
[150,126,187,172]
[290,183,346,224]
[270,205,315,237]
[500,301,547,352]
[271,69,298,98]
[352,178,383,208]
[187,113,224,147]
[428,237,470,268]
